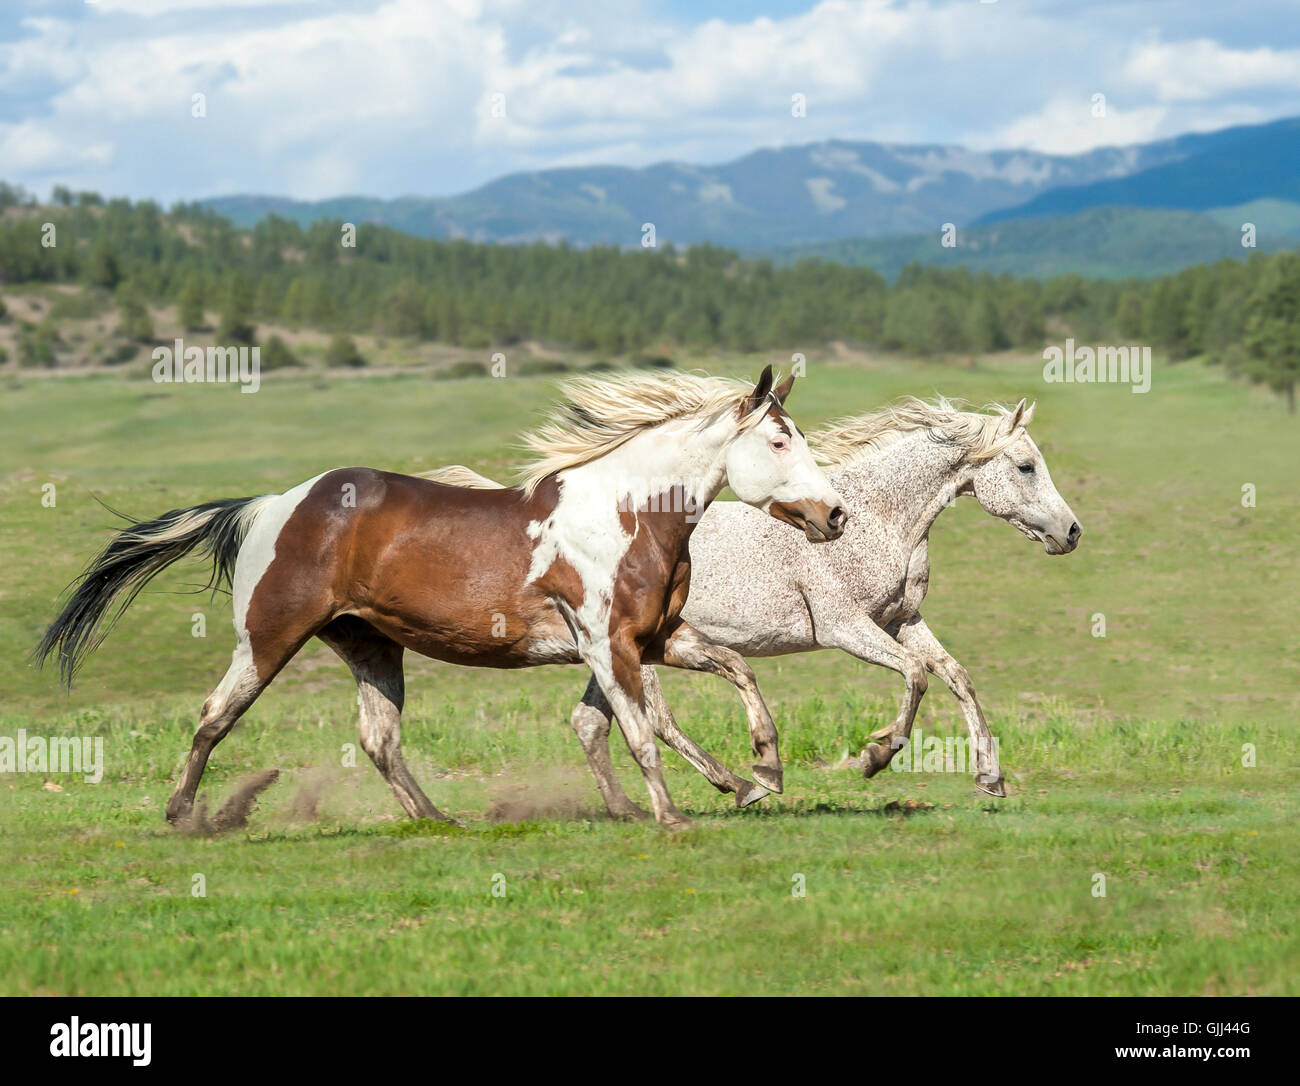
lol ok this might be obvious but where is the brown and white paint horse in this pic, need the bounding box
[36,367,846,828]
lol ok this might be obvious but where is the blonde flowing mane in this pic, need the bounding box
[809,396,1025,468]
[516,371,763,496]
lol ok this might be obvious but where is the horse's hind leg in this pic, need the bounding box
[166,638,271,825]
[318,618,453,823]
[652,622,785,793]
[640,666,770,807]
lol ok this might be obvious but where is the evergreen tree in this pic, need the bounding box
[1114,290,1145,340]
[255,276,282,323]
[87,241,121,290]
[1237,251,1300,412]
[324,333,365,368]
[965,293,1006,353]
[218,272,256,344]
[261,334,301,370]
[178,275,205,331]
[115,283,154,343]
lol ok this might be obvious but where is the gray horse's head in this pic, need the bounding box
[968,400,1082,555]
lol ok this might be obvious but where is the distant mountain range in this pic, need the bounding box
[203,116,1300,279]
[774,201,1300,280]
[976,118,1300,224]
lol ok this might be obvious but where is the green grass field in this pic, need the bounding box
[1,349,1297,995]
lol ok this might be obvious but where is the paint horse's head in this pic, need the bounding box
[969,399,1082,555]
[728,367,847,542]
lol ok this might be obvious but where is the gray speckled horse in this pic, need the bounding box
[433,396,1082,817]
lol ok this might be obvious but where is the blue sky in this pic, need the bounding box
[2,1,1299,202]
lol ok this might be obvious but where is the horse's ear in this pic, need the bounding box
[1022,400,1036,426]
[772,372,796,405]
[1005,397,1028,433]
[740,365,775,416]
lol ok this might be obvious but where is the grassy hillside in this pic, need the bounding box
[773,206,1290,280]
[1,350,1296,994]
[1205,198,1300,239]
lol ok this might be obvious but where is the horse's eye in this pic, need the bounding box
[1018,463,1035,475]
[771,437,789,451]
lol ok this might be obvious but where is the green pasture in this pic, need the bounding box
[0,350,1296,994]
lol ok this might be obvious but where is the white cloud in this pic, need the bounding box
[980,98,1171,156]
[87,0,316,13]
[1121,38,1300,102]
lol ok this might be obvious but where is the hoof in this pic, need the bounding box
[978,776,1007,798]
[860,742,894,779]
[607,801,651,821]
[735,781,771,809]
[408,813,467,829]
[752,764,784,794]
[657,811,694,832]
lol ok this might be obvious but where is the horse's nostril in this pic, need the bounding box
[1068,521,1081,543]
[828,506,847,530]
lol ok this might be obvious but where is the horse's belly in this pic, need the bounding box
[731,627,819,657]
[686,611,817,657]
[355,596,580,669]
[682,567,815,655]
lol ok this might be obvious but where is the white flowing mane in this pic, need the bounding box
[516,372,764,496]
[809,396,1024,469]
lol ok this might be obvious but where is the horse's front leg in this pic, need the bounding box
[896,614,1006,797]
[649,622,785,794]
[820,614,929,777]
[570,676,648,820]
[581,634,692,829]
[571,668,770,818]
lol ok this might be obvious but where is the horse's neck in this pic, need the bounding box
[565,414,734,522]
[833,433,967,548]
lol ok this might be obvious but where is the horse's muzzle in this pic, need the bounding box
[768,500,848,543]
[1045,520,1082,555]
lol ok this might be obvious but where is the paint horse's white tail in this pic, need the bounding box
[34,494,277,686]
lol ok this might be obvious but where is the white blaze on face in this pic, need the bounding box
[725,408,844,517]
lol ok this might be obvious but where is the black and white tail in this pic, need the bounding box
[34,495,275,686]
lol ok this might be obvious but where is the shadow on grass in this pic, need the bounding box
[705,797,947,821]
[130,794,999,846]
